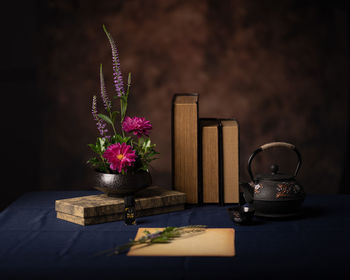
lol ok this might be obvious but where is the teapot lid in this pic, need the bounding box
[254,164,295,182]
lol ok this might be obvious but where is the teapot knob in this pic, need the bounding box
[271,164,279,175]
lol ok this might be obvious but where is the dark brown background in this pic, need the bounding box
[1,0,349,209]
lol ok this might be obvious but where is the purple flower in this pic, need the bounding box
[103,25,125,97]
[100,64,111,111]
[122,116,152,138]
[92,95,109,137]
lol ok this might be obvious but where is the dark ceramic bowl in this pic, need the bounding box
[94,171,152,197]
[227,204,255,225]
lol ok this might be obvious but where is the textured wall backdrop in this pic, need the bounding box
[35,0,348,193]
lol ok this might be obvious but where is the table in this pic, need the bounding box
[1,191,349,280]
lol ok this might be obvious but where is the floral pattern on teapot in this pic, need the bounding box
[254,184,263,194]
[276,183,301,198]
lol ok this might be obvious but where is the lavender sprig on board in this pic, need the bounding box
[102,24,125,97]
[96,225,207,256]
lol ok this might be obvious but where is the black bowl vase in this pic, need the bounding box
[94,170,152,197]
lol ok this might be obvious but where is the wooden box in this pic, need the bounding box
[55,186,186,225]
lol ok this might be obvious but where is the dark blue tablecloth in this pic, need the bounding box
[1,191,349,280]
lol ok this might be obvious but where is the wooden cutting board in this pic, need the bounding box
[127,228,235,257]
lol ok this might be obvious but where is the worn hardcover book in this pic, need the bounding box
[172,94,199,204]
[221,119,239,204]
[199,119,221,204]
[199,118,240,205]
[55,186,186,225]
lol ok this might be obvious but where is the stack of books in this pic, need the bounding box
[172,94,239,205]
[55,186,186,225]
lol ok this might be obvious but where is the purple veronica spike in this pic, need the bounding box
[103,25,125,97]
[92,95,98,121]
[92,95,109,137]
[100,64,111,111]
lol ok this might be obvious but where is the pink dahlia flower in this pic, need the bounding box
[103,143,137,173]
[122,116,152,138]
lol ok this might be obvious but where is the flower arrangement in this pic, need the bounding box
[88,25,158,174]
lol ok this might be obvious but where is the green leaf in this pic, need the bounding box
[145,139,151,148]
[146,152,157,158]
[138,166,148,171]
[121,94,128,103]
[102,24,108,34]
[111,111,119,123]
[98,113,114,126]
[125,137,132,144]
[87,156,109,173]
[87,157,98,164]
[96,137,108,153]
[98,137,106,146]
[151,238,171,244]
[88,144,98,153]
[110,134,132,145]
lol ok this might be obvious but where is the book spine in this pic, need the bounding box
[171,94,176,191]
[198,121,203,206]
[237,120,240,204]
[172,93,199,189]
[199,118,221,205]
[218,121,224,206]
[221,118,240,204]
[199,118,240,205]
[172,93,199,204]
[196,96,200,204]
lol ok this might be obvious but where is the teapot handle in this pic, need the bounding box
[247,142,302,182]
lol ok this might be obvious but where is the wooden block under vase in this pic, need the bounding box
[57,204,185,226]
[55,186,186,225]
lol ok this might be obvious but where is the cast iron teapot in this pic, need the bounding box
[241,142,305,218]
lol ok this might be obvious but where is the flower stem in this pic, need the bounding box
[108,110,118,136]
[120,98,126,137]
[120,72,131,138]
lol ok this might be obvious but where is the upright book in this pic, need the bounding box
[199,119,222,204]
[199,118,239,205]
[172,94,199,204]
[221,119,239,204]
